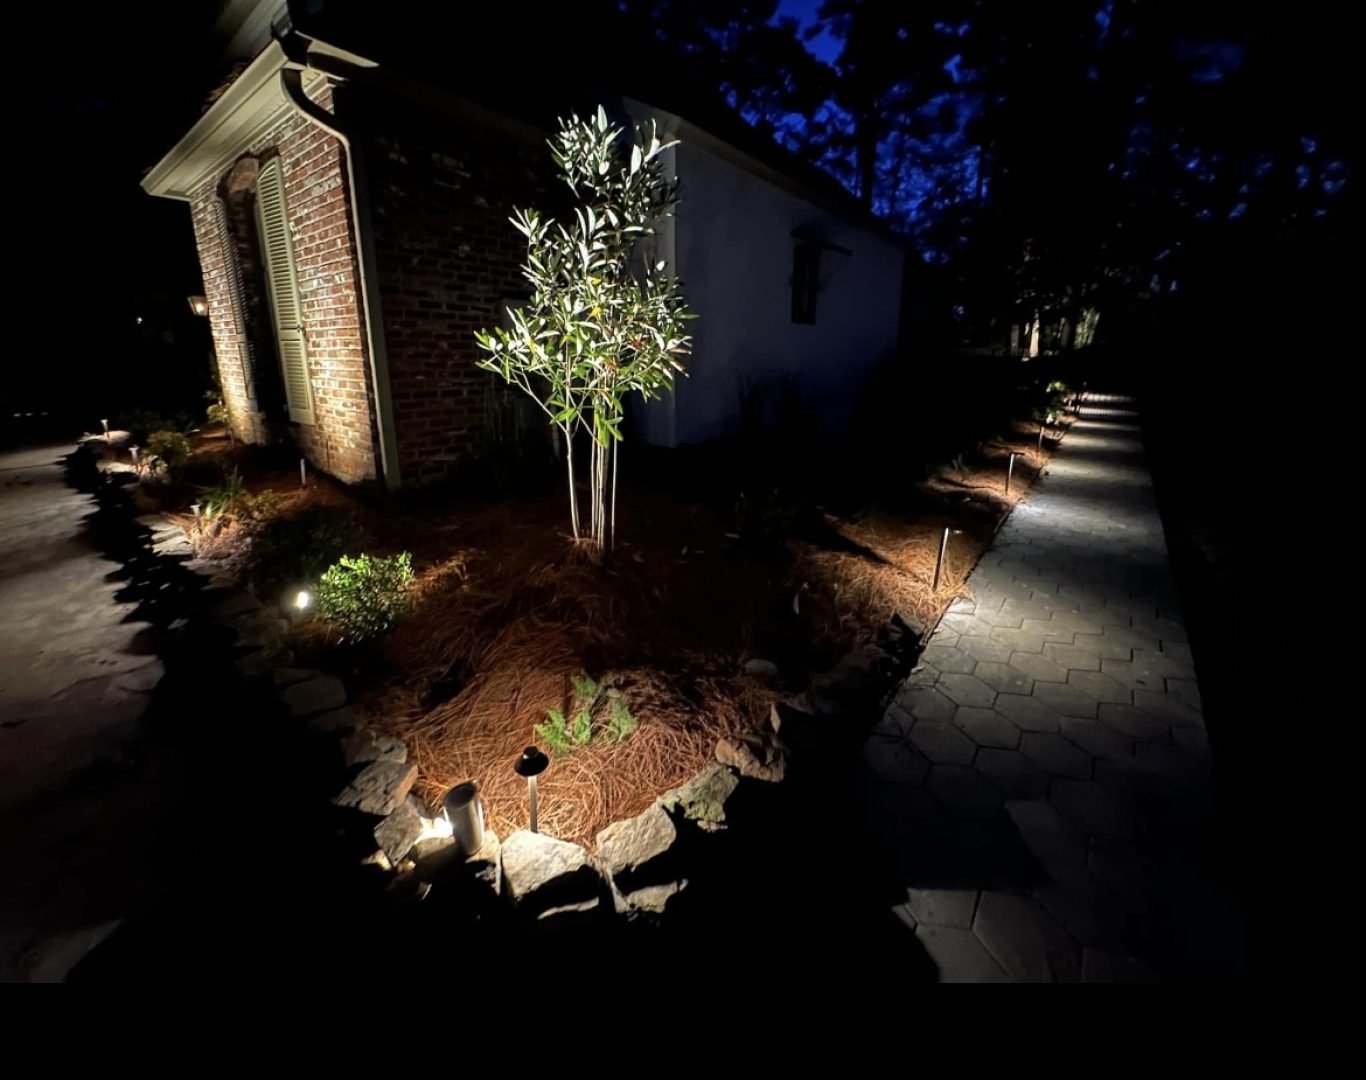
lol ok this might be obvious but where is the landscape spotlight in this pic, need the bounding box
[514,746,550,833]
[294,588,312,611]
[187,295,209,317]
[443,781,485,856]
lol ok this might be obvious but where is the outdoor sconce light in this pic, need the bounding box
[1006,452,1020,495]
[443,781,485,856]
[515,746,550,833]
[187,295,209,317]
[933,526,963,592]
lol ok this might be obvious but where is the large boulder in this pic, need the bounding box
[715,730,787,783]
[334,760,418,816]
[811,644,891,704]
[658,765,740,832]
[342,729,407,767]
[501,830,601,917]
[374,796,424,863]
[596,804,679,894]
[281,674,347,717]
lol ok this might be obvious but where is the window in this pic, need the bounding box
[791,242,820,324]
[255,158,315,425]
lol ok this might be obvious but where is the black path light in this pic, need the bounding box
[443,781,485,856]
[514,746,550,833]
[933,526,963,593]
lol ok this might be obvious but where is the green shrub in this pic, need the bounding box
[534,673,638,755]
[259,507,362,582]
[206,400,231,428]
[147,429,192,472]
[317,552,414,642]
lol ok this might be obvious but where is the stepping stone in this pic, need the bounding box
[281,674,346,717]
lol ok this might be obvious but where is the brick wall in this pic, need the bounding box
[188,82,378,484]
[364,109,551,484]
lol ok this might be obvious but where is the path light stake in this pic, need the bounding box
[1037,423,1046,454]
[299,458,307,488]
[443,781,485,856]
[190,503,202,532]
[1006,452,1019,495]
[515,746,550,833]
[933,527,963,592]
[100,418,109,436]
[129,445,140,469]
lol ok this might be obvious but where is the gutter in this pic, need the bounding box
[278,41,402,491]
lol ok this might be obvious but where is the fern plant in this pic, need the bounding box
[535,673,639,755]
[198,468,246,520]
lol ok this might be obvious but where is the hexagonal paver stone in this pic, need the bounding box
[1166,678,1202,710]
[920,644,977,674]
[994,693,1063,733]
[936,672,997,709]
[1021,618,1076,644]
[973,661,1033,695]
[904,663,939,688]
[973,891,1080,983]
[1050,780,1134,840]
[916,925,1010,983]
[1100,657,1165,691]
[1068,631,1135,662]
[1008,651,1069,684]
[909,722,976,765]
[1020,732,1093,779]
[1065,670,1132,705]
[1041,642,1102,672]
[989,626,1047,654]
[1060,717,1134,761]
[954,706,1020,749]
[1004,799,1090,889]
[975,749,1050,798]
[926,765,1003,818]
[1033,681,1099,718]
[957,636,1015,664]
[1097,702,1170,741]
[1132,689,1202,728]
[861,737,931,786]
[905,887,978,929]
[1172,725,1209,756]
[896,686,957,725]
[1048,610,1104,636]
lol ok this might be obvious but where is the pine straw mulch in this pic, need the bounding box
[180,417,1071,849]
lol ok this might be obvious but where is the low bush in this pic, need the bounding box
[534,673,638,755]
[198,468,245,520]
[317,552,414,643]
[258,506,362,583]
[146,429,192,472]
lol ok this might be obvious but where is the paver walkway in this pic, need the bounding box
[860,392,1245,981]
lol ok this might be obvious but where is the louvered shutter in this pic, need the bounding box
[255,158,314,425]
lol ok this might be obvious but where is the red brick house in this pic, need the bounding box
[143,2,906,488]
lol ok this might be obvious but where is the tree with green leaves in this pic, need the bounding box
[475,107,694,552]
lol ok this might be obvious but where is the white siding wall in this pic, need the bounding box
[634,130,904,447]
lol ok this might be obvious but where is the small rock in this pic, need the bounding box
[811,644,890,703]
[501,830,600,914]
[273,667,319,688]
[716,730,787,782]
[467,828,502,894]
[611,879,688,917]
[894,612,928,642]
[210,591,263,619]
[374,797,424,863]
[658,764,740,832]
[281,674,347,717]
[334,760,418,816]
[308,706,365,736]
[743,658,779,679]
[596,804,678,893]
[342,729,407,766]
[114,660,164,695]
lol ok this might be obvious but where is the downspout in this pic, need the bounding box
[278,58,402,490]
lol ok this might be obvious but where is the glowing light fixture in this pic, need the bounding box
[100,418,110,435]
[187,295,209,317]
[514,746,550,833]
[294,588,312,611]
[299,457,307,488]
[443,781,485,855]
[1006,451,1019,495]
[933,526,963,593]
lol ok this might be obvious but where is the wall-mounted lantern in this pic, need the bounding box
[187,295,209,317]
